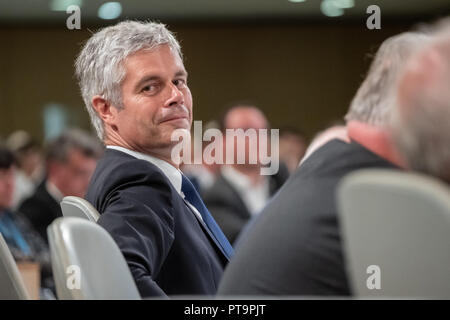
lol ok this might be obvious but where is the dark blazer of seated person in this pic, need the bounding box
[86,149,229,298]
[218,139,399,296]
[18,180,62,243]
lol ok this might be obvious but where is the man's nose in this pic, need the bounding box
[165,82,184,107]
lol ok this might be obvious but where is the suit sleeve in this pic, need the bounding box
[97,184,175,298]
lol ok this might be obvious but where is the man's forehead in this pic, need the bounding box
[124,45,184,70]
[226,107,268,128]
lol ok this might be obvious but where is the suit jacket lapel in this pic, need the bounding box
[181,197,230,262]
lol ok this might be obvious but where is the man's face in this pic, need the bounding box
[0,167,14,210]
[49,149,97,197]
[225,107,269,167]
[113,44,193,154]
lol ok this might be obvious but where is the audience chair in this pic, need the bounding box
[0,233,29,300]
[47,217,140,299]
[338,169,450,298]
[60,196,100,222]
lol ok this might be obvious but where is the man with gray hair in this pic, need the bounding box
[19,128,102,243]
[392,23,450,184]
[76,21,233,297]
[218,32,428,296]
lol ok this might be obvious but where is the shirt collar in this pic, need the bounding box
[221,165,255,191]
[106,145,183,195]
[46,180,64,202]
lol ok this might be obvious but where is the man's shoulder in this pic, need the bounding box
[92,149,170,185]
[296,139,397,179]
[96,148,158,171]
[265,139,399,214]
[87,149,178,213]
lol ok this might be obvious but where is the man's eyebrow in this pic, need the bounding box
[175,70,188,78]
[134,70,188,89]
[134,75,161,90]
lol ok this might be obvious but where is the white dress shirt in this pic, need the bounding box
[221,165,270,215]
[106,145,203,221]
[46,180,64,203]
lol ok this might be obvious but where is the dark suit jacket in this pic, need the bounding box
[86,149,227,298]
[218,140,399,296]
[203,163,289,245]
[18,180,62,243]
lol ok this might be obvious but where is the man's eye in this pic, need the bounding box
[142,85,154,92]
[174,79,186,88]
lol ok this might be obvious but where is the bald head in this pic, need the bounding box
[224,106,268,131]
[392,23,450,182]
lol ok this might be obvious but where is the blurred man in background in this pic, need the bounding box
[218,32,429,296]
[392,22,450,184]
[19,128,103,242]
[203,105,289,245]
[6,131,44,209]
[0,144,53,296]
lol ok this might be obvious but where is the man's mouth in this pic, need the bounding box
[160,115,189,124]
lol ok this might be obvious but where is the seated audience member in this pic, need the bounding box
[217,32,429,296]
[203,105,289,245]
[76,21,233,297]
[19,129,102,242]
[392,23,450,184]
[279,127,307,173]
[0,145,53,295]
[6,131,44,209]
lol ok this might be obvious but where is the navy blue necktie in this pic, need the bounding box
[181,175,234,259]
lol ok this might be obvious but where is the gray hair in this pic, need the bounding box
[46,128,104,163]
[391,25,450,182]
[75,20,182,140]
[345,32,429,126]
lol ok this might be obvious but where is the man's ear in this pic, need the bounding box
[92,95,118,127]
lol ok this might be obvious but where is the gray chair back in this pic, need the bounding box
[61,196,100,222]
[47,217,140,300]
[338,169,450,298]
[0,233,29,300]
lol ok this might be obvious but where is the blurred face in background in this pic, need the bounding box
[48,148,97,197]
[0,166,15,210]
[224,107,269,169]
[19,148,44,181]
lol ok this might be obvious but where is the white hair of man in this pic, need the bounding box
[391,23,450,182]
[345,32,429,126]
[75,20,182,140]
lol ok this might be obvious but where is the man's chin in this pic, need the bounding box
[161,118,191,128]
